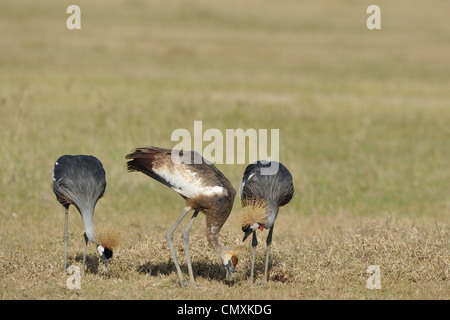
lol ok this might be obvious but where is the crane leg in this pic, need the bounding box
[83,232,88,274]
[63,207,69,273]
[166,206,191,287]
[250,231,258,285]
[263,225,274,284]
[182,210,199,285]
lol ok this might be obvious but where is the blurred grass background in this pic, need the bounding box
[0,0,449,299]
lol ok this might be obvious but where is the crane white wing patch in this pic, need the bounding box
[153,165,225,198]
[52,161,59,182]
[239,172,255,198]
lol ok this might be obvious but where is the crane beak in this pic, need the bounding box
[225,261,234,280]
[242,223,262,242]
[242,228,253,242]
[100,254,110,270]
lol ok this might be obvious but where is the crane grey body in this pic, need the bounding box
[52,155,112,273]
[240,160,294,284]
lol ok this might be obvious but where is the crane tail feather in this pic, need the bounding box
[125,146,170,160]
[126,157,172,188]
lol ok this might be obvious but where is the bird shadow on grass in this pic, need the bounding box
[137,260,174,276]
[73,253,102,274]
[137,260,227,282]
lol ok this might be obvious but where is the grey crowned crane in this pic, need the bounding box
[125,146,238,286]
[239,161,294,284]
[52,155,112,273]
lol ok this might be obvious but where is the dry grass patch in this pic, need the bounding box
[1,0,450,300]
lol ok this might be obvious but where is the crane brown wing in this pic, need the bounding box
[126,147,172,188]
[126,146,234,198]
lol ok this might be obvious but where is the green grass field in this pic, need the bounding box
[1,0,449,299]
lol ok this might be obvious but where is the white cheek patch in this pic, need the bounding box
[97,245,104,256]
[251,223,260,231]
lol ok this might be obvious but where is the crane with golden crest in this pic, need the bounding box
[239,160,294,284]
[52,155,119,273]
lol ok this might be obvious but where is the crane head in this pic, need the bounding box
[239,198,269,241]
[97,245,113,269]
[242,223,264,241]
[96,224,121,270]
[221,250,239,281]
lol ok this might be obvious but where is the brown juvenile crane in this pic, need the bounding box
[125,146,238,286]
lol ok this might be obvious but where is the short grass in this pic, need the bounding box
[0,0,449,299]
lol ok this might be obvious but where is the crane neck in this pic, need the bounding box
[265,202,279,229]
[80,210,97,244]
[205,211,228,251]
